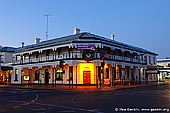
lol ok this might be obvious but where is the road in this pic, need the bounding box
[0,83,170,113]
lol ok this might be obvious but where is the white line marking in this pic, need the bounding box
[31,93,39,103]
[13,106,21,109]
[31,108,46,111]
[21,102,30,106]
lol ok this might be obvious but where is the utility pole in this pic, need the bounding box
[0,52,2,71]
[0,54,1,71]
[45,14,52,40]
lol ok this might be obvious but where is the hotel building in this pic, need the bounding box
[11,29,158,86]
[157,58,170,80]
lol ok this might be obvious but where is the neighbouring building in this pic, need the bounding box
[11,29,158,86]
[0,46,16,84]
[157,58,170,81]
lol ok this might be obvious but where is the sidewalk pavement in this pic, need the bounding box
[0,81,168,91]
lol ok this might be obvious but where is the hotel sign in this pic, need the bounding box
[146,70,159,74]
[76,44,95,50]
[104,54,112,59]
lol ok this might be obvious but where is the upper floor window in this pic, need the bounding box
[46,50,50,56]
[35,52,39,58]
[14,69,18,81]
[149,56,151,64]
[114,49,121,56]
[153,57,156,64]
[0,55,4,63]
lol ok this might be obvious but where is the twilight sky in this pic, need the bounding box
[0,0,169,58]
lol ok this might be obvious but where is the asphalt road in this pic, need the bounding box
[0,83,170,113]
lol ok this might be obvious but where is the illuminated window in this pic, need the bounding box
[149,74,152,80]
[56,69,63,80]
[105,68,109,78]
[14,69,18,81]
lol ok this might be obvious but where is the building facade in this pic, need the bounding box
[157,58,170,81]
[11,30,158,86]
[0,46,16,84]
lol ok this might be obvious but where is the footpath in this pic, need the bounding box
[0,81,168,91]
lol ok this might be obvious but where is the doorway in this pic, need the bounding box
[45,69,50,84]
[83,71,91,84]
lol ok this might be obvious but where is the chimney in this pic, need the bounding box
[74,28,80,34]
[110,34,115,40]
[34,38,41,44]
[21,42,24,48]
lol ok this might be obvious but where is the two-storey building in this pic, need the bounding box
[11,29,158,86]
[157,58,170,81]
[0,46,16,84]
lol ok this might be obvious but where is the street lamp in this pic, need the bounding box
[101,58,105,88]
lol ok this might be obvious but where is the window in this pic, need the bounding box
[14,69,18,81]
[35,52,39,58]
[34,70,40,80]
[46,50,50,60]
[56,69,63,80]
[0,54,4,63]
[105,68,109,78]
[144,56,147,61]
[153,57,156,64]
[127,68,129,78]
[149,56,151,64]
[106,47,111,54]
[149,74,152,80]
[46,50,50,56]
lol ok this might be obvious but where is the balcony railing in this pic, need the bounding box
[13,53,147,65]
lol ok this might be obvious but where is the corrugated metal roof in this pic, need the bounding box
[0,47,17,52]
[14,32,157,55]
[157,59,170,62]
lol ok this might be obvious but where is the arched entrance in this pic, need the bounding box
[45,69,50,84]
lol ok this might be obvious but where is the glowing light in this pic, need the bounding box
[24,75,29,81]
[78,63,95,84]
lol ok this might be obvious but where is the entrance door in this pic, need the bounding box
[45,69,49,84]
[83,71,91,84]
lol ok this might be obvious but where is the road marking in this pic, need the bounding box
[31,93,39,103]
[31,108,46,111]
[13,106,21,109]
[36,103,103,113]
[21,102,30,106]
[88,109,104,113]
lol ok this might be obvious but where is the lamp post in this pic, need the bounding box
[0,54,1,71]
[101,58,105,88]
